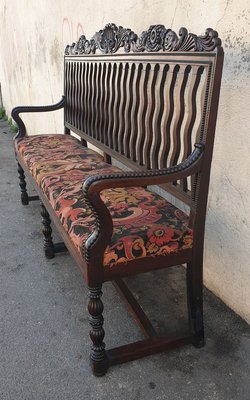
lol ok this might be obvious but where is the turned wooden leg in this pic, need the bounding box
[17,162,29,205]
[186,261,205,348]
[40,202,55,259]
[88,286,108,376]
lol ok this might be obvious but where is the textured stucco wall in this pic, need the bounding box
[0,0,249,323]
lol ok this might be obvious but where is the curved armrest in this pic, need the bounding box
[11,96,65,139]
[82,143,204,266]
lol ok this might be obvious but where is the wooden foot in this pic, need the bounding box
[53,242,68,254]
[17,162,29,205]
[40,202,55,259]
[88,286,108,376]
[186,262,205,348]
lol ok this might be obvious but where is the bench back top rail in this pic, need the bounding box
[64,24,224,207]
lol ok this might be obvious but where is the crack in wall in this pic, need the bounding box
[224,175,246,207]
[216,0,230,28]
[170,2,178,29]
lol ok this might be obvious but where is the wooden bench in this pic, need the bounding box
[12,23,224,376]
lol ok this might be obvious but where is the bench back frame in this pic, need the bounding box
[64,24,223,233]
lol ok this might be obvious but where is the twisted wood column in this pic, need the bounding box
[88,286,108,376]
[40,202,55,259]
[17,162,29,205]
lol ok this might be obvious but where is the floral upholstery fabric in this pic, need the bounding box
[15,134,193,268]
[15,134,103,178]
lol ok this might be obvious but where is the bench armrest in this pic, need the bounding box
[11,96,65,139]
[82,143,204,266]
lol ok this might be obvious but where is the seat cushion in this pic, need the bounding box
[15,134,193,268]
[15,134,103,178]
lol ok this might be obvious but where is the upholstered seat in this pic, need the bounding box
[15,134,193,268]
[15,134,103,171]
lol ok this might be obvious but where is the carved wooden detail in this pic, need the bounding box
[40,202,55,259]
[17,162,29,205]
[88,286,108,376]
[65,23,222,55]
[133,26,221,52]
[82,144,204,264]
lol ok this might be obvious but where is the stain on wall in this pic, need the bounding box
[50,37,61,73]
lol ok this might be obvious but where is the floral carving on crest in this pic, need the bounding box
[65,23,222,55]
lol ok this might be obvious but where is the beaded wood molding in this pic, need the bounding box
[82,144,204,264]
[65,23,222,55]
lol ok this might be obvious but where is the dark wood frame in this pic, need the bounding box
[12,24,224,376]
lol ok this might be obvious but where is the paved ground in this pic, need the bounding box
[0,120,249,400]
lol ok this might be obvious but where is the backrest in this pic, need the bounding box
[64,24,223,208]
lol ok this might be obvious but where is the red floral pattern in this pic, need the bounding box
[15,134,193,267]
[147,226,176,246]
[15,134,104,177]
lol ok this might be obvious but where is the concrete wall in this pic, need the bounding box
[0,0,249,323]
